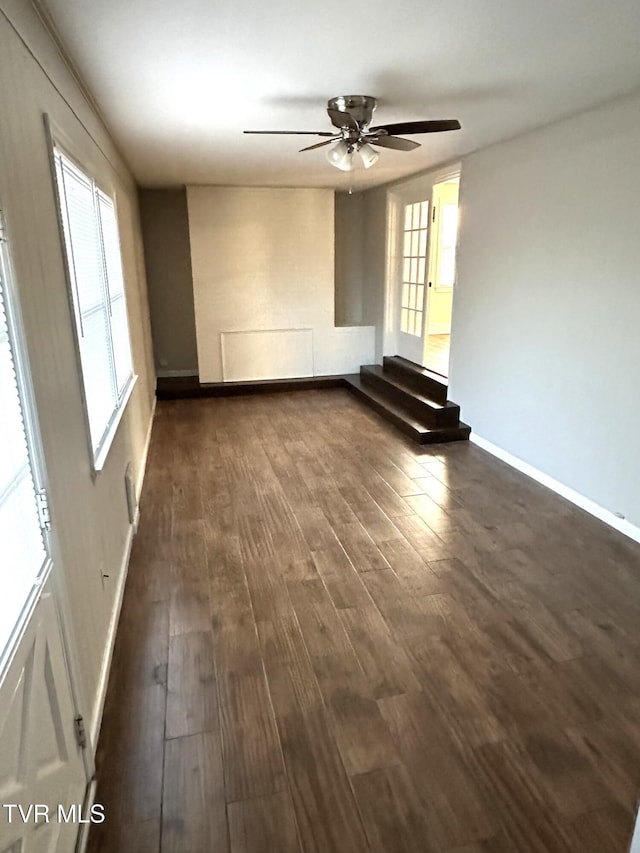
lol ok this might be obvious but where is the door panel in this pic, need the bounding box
[0,207,88,852]
[396,200,429,365]
[0,586,86,852]
[422,179,459,376]
[425,180,458,336]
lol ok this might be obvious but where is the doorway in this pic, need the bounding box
[386,166,460,376]
[422,177,459,377]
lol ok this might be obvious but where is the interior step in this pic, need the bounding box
[360,365,460,428]
[343,374,471,445]
[382,355,448,404]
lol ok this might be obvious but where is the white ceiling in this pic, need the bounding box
[41,0,640,190]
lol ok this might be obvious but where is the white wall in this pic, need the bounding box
[139,188,198,375]
[631,808,640,853]
[450,89,640,527]
[0,0,155,741]
[335,191,365,326]
[188,186,374,382]
[361,185,389,363]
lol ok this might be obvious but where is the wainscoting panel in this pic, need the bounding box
[220,329,314,381]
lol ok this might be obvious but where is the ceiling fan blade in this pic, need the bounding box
[327,108,359,130]
[370,135,421,151]
[244,130,337,136]
[299,138,338,152]
[369,119,461,135]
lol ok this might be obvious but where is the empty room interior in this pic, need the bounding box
[2,0,640,851]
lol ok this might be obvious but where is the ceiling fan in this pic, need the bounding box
[244,95,461,171]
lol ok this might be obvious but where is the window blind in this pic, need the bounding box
[54,149,134,464]
[97,191,133,395]
[0,245,47,662]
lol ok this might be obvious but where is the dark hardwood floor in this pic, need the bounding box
[423,333,450,378]
[88,389,640,852]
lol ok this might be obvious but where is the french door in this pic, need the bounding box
[0,212,88,852]
[395,199,429,365]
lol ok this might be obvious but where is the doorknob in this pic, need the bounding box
[428,281,432,288]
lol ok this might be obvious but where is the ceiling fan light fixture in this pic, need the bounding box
[358,142,379,169]
[244,95,461,175]
[327,139,355,171]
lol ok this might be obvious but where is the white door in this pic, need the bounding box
[396,199,429,365]
[422,178,459,376]
[0,214,87,852]
[0,589,88,852]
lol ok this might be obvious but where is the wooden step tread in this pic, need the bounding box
[343,375,470,444]
[382,355,449,404]
[360,365,456,411]
[345,376,431,435]
[384,355,448,387]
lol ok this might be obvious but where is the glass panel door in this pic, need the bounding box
[0,235,49,669]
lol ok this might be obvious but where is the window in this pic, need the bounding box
[400,201,429,337]
[53,148,134,469]
[0,217,49,667]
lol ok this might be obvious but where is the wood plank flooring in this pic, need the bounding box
[423,333,450,378]
[88,389,640,853]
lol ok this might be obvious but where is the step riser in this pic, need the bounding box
[344,378,471,445]
[382,356,448,404]
[348,383,471,444]
[347,383,426,442]
[360,368,460,428]
[418,424,471,445]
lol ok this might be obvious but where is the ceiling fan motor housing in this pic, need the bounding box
[327,95,377,130]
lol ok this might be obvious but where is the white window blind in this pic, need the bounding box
[0,235,47,664]
[54,149,134,466]
[97,191,133,395]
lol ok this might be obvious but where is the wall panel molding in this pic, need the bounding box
[220,328,314,382]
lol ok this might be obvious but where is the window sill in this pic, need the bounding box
[92,374,138,474]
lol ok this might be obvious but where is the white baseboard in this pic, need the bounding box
[427,323,451,335]
[89,399,156,751]
[157,368,198,378]
[470,433,640,545]
[89,526,133,750]
[136,397,156,500]
[75,778,98,853]
[630,806,640,853]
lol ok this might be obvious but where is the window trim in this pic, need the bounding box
[93,373,137,470]
[44,115,137,475]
